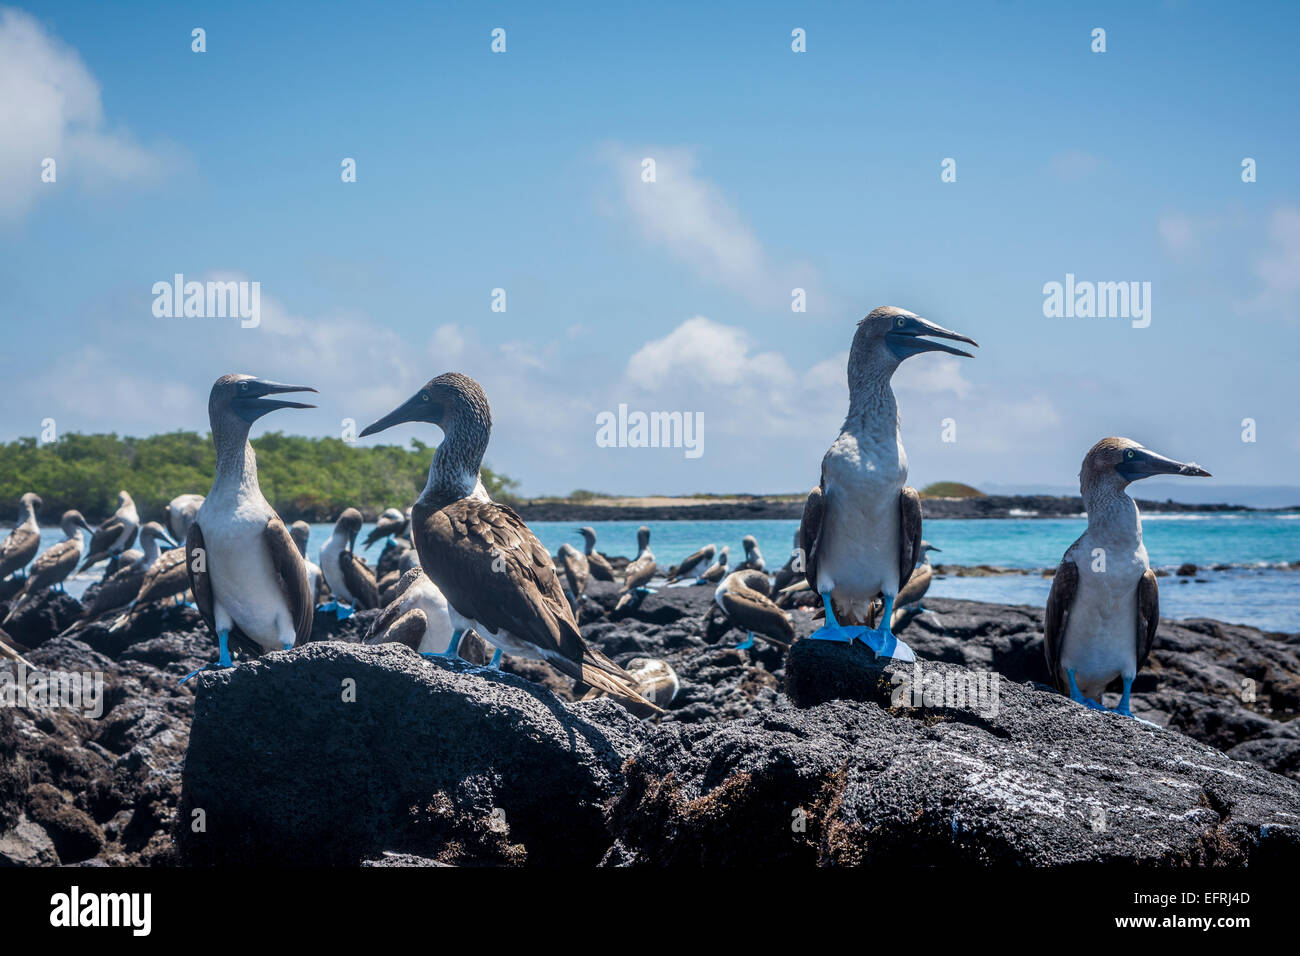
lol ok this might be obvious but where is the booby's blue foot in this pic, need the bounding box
[180,630,234,683]
[317,600,338,614]
[735,632,755,650]
[635,586,658,595]
[1066,668,1105,710]
[490,648,502,668]
[806,593,867,643]
[855,596,916,662]
[1112,675,1135,717]
[335,603,354,620]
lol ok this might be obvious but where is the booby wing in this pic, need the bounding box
[559,548,589,599]
[1136,568,1159,672]
[587,551,615,582]
[623,552,656,592]
[797,483,825,591]
[1042,556,1080,693]
[339,550,379,610]
[264,517,315,646]
[136,547,189,605]
[667,546,711,583]
[0,526,40,578]
[370,607,428,651]
[898,486,923,593]
[895,560,932,609]
[415,499,660,712]
[79,516,133,571]
[27,538,81,588]
[718,585,793,648]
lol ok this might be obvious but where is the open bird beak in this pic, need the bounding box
[359,389,428,438]
[1117,448,1212,481]
[233,379,318,422]
[885,315,979,360]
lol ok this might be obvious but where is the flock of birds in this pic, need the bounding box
[0,306,1212,719]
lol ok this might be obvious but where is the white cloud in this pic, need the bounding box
[1157,213,1200,257]
[601,144,817,308]
[0,7,172,222]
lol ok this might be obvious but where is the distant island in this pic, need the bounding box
[0,434,1276,525]
[0,432,517,524]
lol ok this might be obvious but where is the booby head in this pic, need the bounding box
[742,534,757,549]
[850,306,978,380]
[359,372,492,440]
[115,490,135,510]
[18,493,41,518]
[558,542,580,559]
[716,545,730,566]
[577,526,597,545]
[290,520,311,557]
[209,374,318,429]
[1080,437,1211,495]
[379,507,404,524]
[333,508,365,553]
[920,541,941,554]
[139,521,178,552]
[635,525,651,552]
[59,510,94,538]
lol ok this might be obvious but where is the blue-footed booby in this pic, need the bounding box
[107,543,193,632]
[3,510,94,623]
[579,657,680,709]
[319,508,379,617]
[666,543,716,584]
[557,542,589,610]
[614,526,656,612]
[738,535,766,572]
[183,375,317,674]
[359,372,660,714]
[712,568,793,650]
[365,566,462,657]
[799,306,977,661]
[1044,438,1210,717]
[289,520,326,606]
[165,494,204,542]
[63,522,177,631]
[871,540,941,630]
[577,527,615,581]
[79,491,140,573]
[699,544,729,585]
[363,508,409,551]
[0,493,42,581]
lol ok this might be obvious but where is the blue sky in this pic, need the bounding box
[1,1,1297,499]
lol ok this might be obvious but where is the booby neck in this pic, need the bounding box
[1081,479,1142,542]
[841,368,901,446]
[211,423,267,504]
[16,497,39,530]
[418,407,491,508]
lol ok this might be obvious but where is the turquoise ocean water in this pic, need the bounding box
[45,511,1300,633]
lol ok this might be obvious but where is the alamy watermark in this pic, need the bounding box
[1042,273,1151,329]
[152,274,260,328]
[1,662,104,718]
[596,404,704,459]
[890,661,1000,718]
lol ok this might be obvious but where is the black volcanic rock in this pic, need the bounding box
[605,677,1300,866]
[175,643,648,866]
[1,590,82,648]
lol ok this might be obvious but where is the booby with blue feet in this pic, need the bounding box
[798,306,977,661]
[79,490,140,574]
[2,510,94,623]
[1044,437,1210,717]
[576,527,615,582]
[0,493,42,582]
[183,375,316,676]
[712,568,793,650]
[359,372,661,714]
[318,508,379,618]
[289,520,326,606]
[363,507,409,551]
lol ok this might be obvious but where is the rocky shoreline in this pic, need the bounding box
[512,494,1264,522]
[1,579,1298,866]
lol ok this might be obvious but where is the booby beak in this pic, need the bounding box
[925,544,942,553]
[158,530,180,551]
[77,517,95,535]
[1116,448,1212,482]
[233,379,318,422]
[359,389,431,438]
[885,315,979,360]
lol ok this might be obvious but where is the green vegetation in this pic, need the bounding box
[920,481,984,498]
[0,432,518,524]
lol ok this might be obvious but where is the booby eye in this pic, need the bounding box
[421,392,429,402]
[896,318,905,327]
[1126,449,1135,459]
[238,381,248,391]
